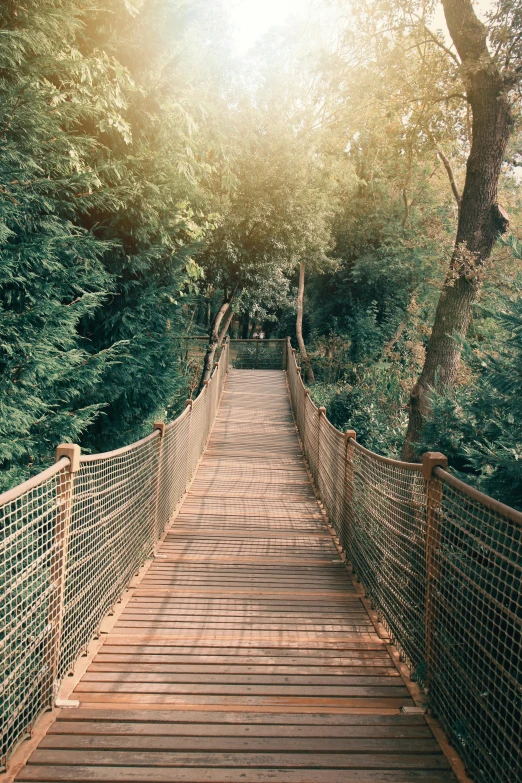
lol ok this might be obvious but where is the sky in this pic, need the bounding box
[230,0,309,55]
[229,0,495,56]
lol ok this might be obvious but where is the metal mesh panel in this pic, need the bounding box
[287,345,427,675]
[350,444,427,676]
[1,462,70,766]
[316,417,349,542]
[429,470,522,783]
[156,411,190,538]
[1,343,229,767]
[285,337,522,783]
[229,339,285,369]
[58,433,160,679]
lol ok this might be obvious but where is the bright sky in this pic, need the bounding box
[229,0,494,55]
[230,0,308,55]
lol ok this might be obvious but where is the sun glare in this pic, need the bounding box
[230,0,309,54]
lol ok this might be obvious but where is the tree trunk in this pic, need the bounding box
[241,311,250,339]
[217,305,234,346]
[296,261,315,384]
[402,0,513,460]
[198,301,231,393]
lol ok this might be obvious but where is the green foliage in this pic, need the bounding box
[0,0,226,489]
[0,0,120,488]
[313,361,409,456]
[419,278,522,509]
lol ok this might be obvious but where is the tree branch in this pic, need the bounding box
[428,131,461,207]
[422,24,461,65]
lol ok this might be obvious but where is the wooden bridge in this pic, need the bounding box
[7,369,453,782]
[2,341,521,783]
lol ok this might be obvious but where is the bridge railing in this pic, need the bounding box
[0,342,229,769]
[286,339,522,783]
[179,336,287,370]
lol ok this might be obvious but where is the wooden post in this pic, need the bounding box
[282,338,288,370]
[255,340,259,369]
[302,388,310,449]
[343,430,356,556]
[317,407,326,488]
[185,399,193,490]
[52,443,81,708]
[153,423,166,541]
[422,451,448,697]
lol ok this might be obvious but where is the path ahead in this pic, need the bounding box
[17,370,456,783]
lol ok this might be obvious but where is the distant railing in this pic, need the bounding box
[286,338,522,783]
[180,336,287,370]
[228,339,287,370]
[0,343,229,768]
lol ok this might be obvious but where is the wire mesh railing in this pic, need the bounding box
[286,338,522,783]
[0,342,229,768]
[228,339,287,369]
[178,337,287,371]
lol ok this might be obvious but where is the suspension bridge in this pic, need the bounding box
[2,340,521,783]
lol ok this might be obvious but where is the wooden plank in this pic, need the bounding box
[26,750,450,769]
[40,736,441,753]
[52,710,429,725]
[16,766,460,782]
[49,722,432,738]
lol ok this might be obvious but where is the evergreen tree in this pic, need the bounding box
[0,0,121,489]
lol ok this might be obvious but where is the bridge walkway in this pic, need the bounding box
[16,370,456,783]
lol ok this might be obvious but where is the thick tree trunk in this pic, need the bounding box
[296,261,315,384]
[402,0,512,460]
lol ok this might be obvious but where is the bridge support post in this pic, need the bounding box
[302,388,310,453]
[422,451,448,700]
[185,399,193,491]
[153,423,166,543]
[51,443,81,708]
[317,407,326,492]
[343,431,356,557]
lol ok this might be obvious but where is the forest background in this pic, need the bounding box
[1,0,522,508]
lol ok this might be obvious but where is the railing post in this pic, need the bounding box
[282,338,287,370]
[422,451,448,697]
[343,430,356,556]
[153,422,166,542]
[256,340,259,369]
[52,443,81,708]
[317,407,326,489]
[185,399,193,490]
[302,388,309,450]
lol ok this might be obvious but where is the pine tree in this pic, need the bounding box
[0,0,121,489]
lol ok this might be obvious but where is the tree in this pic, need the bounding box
[402,0,520,458]
[0,0,230,486]
[196,104,333,390]
[418,261,522,510]
[0,0,124,489]
[296,261,316,383]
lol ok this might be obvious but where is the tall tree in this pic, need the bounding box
[401,0,519,457]
[296,261,316,384]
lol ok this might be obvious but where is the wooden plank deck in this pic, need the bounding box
[16,370,457,783]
